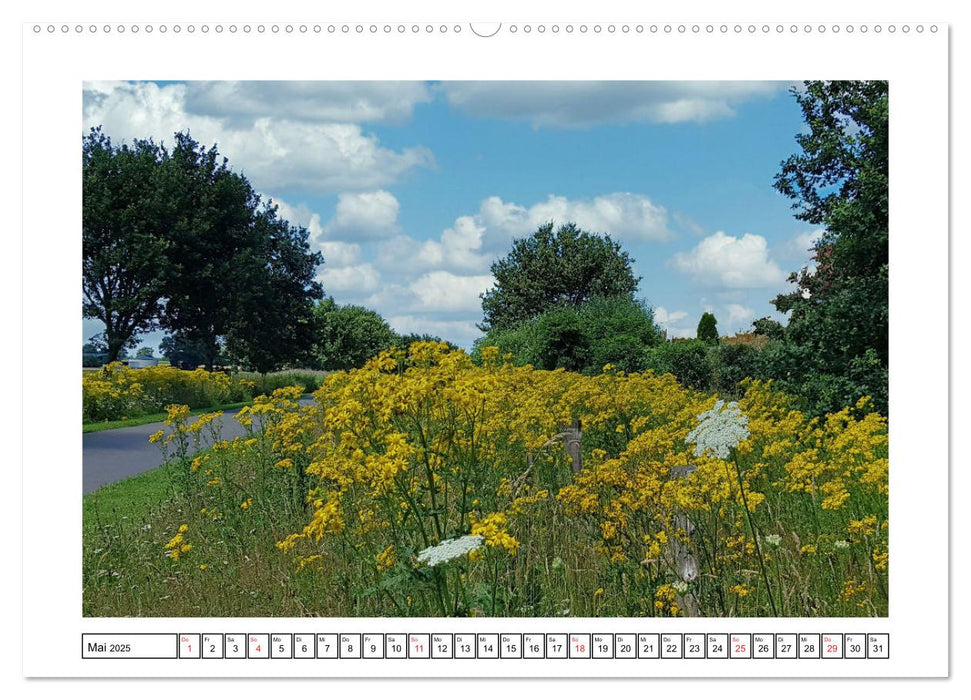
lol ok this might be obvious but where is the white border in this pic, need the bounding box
[20,5,949,684]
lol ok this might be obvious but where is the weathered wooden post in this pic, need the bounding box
[668,464,700,616]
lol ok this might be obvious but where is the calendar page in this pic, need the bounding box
[18,0,952,684]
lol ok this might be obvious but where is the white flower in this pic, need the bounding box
[416,535,484,567]
[763,534,782,547]
[671,581,690,595]
[685,400,750,459]
[834,539,850,550]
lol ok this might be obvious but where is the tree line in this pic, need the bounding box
[84,80,887,415]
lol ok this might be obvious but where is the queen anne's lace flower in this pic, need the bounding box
[416,535,484,567]
[685,400,750,459]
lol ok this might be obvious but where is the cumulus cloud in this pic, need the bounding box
[409,272,495,313]
[723,303,756,331]
[270,198,363,266]
[654,306,689,326]
[183,81,433,125]
[781,228,826,259]
[318,264,381,294]
[439,81,786,128]
[379,192,672,276]
[653,306,695,339]
[669,231,787,288]
[83,81,433,195]
[325,191,401,240]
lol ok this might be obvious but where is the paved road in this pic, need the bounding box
[82,398,313,494]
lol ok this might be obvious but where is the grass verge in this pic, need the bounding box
[82,401,253,434]
[84,463,176,530]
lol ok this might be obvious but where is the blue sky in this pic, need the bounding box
[82,81,822,351]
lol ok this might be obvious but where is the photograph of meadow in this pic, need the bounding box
[82,81,888,617]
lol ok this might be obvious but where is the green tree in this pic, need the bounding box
[480,222,641,331]
[697,312,719,344]
[750,316,785,340]
[84,128,324,372]
[223,204,323,374]
[159,332,211,369]
[157,133,272,370]
[313,297,400,371]
[770,80,888,414]
[135,347,155,358]
[82,127,169,361]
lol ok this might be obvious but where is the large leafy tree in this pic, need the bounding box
[83,128,324,371]
[157,133,269,369]
[82,128,170,361]
[159,332,212,369]
[312,297,399,371]
[770,80,889,414]
[479,222,641,331]
[223,205,324,374]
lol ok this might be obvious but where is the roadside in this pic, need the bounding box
[82,396,314,494]
[82,400,253,434]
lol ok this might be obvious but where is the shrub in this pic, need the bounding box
[643,339,716,390]
[712,343,762,396]
[475,296,663,374]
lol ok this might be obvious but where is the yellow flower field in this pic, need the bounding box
[83,342,888,617]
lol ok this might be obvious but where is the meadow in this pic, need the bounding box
[83,342,888,617]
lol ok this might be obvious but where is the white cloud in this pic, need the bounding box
[653,306,688,326]
[318,264,381,294]
[270,198,362,266]
[325,191,401,240]
[439,81,786,128]
[378,192,671,276]
[83,82,433,195]
[318,241,363,268]
[669,231,787,288]
[409,272,495,313]
[183,81,433,125]
[782,228,826,259]
[724,303,756,331]
[653,306,695,339]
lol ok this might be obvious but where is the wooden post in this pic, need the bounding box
[668,464,700,616]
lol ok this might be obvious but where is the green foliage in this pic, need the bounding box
[642,340,715,390]
[160,333,213,369]
[696,312,719,344]
[712,343,761,395]
[477,296,664,374]
[533,308,589,372]
[238,370,326,395]
[757,342,887,417]
[751,316,786,340]
[82,128,169,362]
[396,333,459,352]
[577,295,666,372]
[313,297,400,371]
[83,127,323,372]
[135,347,155,358]
[480,222,641,331]
[770,81,888,415]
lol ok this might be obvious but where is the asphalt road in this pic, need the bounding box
[82,398,313,494]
